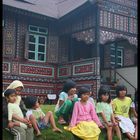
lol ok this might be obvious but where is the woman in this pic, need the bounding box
[3,80,34,140]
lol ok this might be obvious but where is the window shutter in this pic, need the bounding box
[24,32,29,59]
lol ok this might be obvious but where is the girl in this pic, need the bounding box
[24,96,62,136]
[96,86,122,140]
[65,86,104,140]
[112,84,137,140]
[55,79,78,124]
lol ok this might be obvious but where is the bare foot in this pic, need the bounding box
[36,131,41,136]
[53,127,63,133]
[127,134,137,140]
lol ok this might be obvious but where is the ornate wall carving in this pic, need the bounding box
[19,64,54,77]
[47,36,58,63]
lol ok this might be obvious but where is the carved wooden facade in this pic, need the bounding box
[3,0,137,99]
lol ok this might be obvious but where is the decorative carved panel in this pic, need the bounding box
[47,36,58,63]
[58,66,71,78]
[12,62,19,75]
[73,63,95,76]
[72,28,95,44]
[100,30,137,46]
[19,64,54,77]
[3,62,10,73]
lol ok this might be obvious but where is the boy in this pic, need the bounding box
[4,89,33,140]
[4,89,31,129]
[24,96,62,136]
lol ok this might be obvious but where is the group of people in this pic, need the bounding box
[3,80,62,140]
[3,79,138,140]
[54,80,138,140]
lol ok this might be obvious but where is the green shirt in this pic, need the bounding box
[96,102,113,123]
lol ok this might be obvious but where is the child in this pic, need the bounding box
[5,80,24,105]
[82,84,96,107]
[4,80,28,117]
[65,86,104,140]
[112,84,137,140]
[24,96,62,136]
[96,86,122,140]
[130,93,138,125]
[130,101,138,140]
[55,79,78,124]
[4,89,31,129]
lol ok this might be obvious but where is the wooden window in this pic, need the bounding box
[110,44,123,67]
[25,25,48,62]
[110,44,116,67]
[117,48,123,67]
[29,25,48,34]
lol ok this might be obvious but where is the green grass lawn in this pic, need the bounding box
[3,104,120,140]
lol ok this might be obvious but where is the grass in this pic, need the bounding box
[3,104,120,140]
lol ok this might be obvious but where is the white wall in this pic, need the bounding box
[116,66,137,99]
[101,66,137,99]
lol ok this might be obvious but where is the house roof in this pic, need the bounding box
[3,0,89,19]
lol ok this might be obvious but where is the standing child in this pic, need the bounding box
[24,96,62,136]
[112,84,137,140]
[96,86,122,140]
[65,86,104,140]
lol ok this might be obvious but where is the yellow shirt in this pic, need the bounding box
[112,97,132,118]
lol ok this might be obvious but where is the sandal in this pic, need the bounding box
[58,119,67,124]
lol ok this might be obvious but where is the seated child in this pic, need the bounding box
[112,85,137,140]
[24,96,62,136]
[81,84,96,107]
[4,89,32,129]
[130,101,138,125]
[96,86,122,140]
[65,87,104,140]
[55,80,78,124]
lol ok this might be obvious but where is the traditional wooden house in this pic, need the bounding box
[3,0,137,101]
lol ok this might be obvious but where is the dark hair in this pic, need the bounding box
[98,85,111,103]
[24,96,38,109]
[4,89,16,97]
[115,84,127,97]
[78,87,90,98]
[62,79,76,93]
[82,84,92,91]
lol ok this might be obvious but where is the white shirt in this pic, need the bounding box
[8,103,27,129]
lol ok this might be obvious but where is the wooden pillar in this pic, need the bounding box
[92,1,101,99]
[94,2,100,58]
